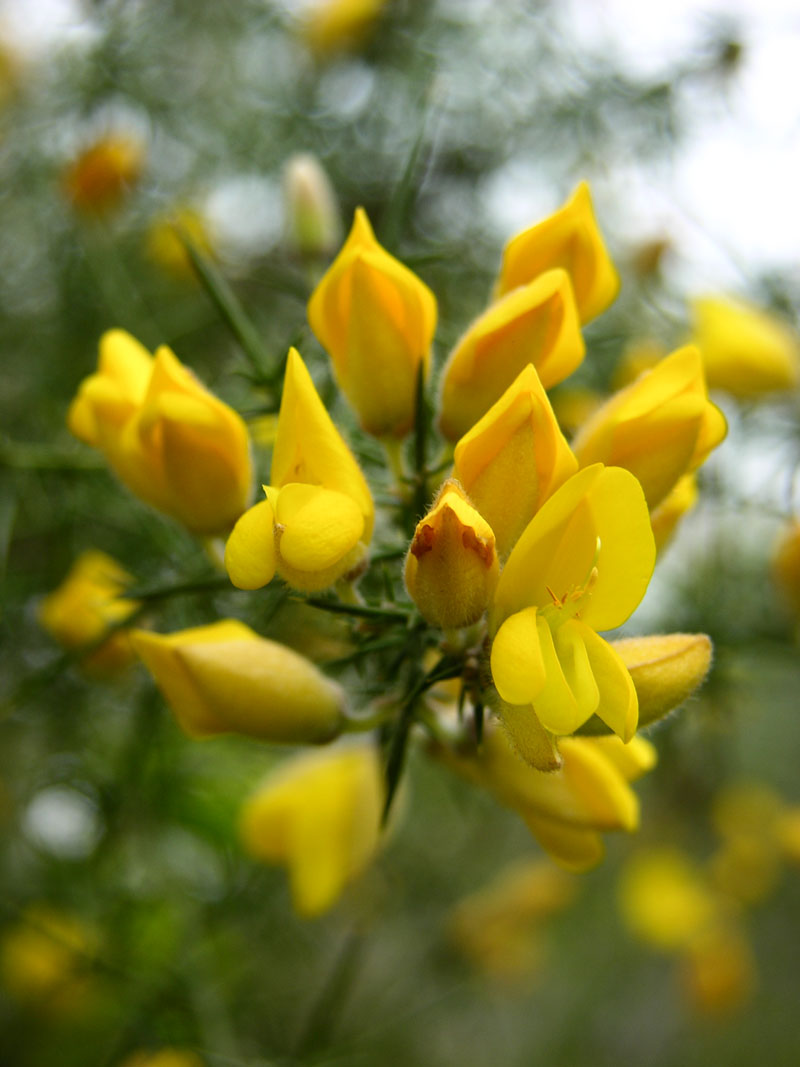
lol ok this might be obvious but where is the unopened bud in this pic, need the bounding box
[611,632,712,727]
[284,153,341,257]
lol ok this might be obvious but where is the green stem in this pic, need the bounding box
[290,928,364,1060]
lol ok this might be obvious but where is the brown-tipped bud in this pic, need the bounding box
[611,633,712,727]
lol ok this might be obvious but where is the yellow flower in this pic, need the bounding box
[301,0,387,57]
[119,1052,205,1067]
[708,783,783,906]
[494,182,620,323]
[225,348,374,592]
[548,385,604,439]
[691,295,800,396]
[131,619,345,744]
[63,133,144,215]
[308,208,437,437]
[38,550,139,676]
[772,519,800,621]
[68,330,252,535]
[488,465,655,760]
[283,153,342,257]
[610,632,712,729]
[436,724,656,871]
[438,270,584,442]
[0,907,97,1016]
[681,922,756,1017]
[649,474,698,552]
[404,480,499,629]
[145,207,215,281]
[571,346,727,510]
[448,859,576,982]
[619,848,717,952]
[453,364,578,558]
[240,743,384,918]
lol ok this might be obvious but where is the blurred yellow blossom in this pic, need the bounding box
[145,207,215,281]
[438,270,584,441]
[308,207,437,437]
[225,348,373,592]
[453,364,578,559]
[68,330,252,535]
[131,619,346,744]
[619,848,717,952]
[240,743,384,918]
[301,0,387,57]
[681,921,756,1017]
[494,182,619,323]
[405,479,499,630]
[489,465,655,759]
[692,295,800,397]
[611,340,665,391]
[63,133,144,215]
[572,346,726,511]
[708,783,783,906]
[549,385,604,439]
[38,549,139,676]
[119,1052,205,1067]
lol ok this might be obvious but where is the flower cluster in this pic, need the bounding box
[61,182,725,916]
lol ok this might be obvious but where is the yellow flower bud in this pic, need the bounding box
[494,181,620,323]
[691,295,800,397]
[301,0,387,57]
[619,848,717,952]
[131,619,345,744]
[649,474,698,553]
[404,480,499,630]
[453,364,578,558]
[435,724,655,871]
[240,743,384,917]
[38,550,138,676]
[610,632,712,728]
[68,330,252,535]
[308,208,437,437]
[145,207,215,281]
[438,270,584,442]
[572,346,727,510]
[225,348,373,592]
[63,133,144,215]
[283,153,342,257]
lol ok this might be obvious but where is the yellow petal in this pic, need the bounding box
[275,483,364,572]
[521,813,605,872]
[490,606,546,706]
[559,736,640,831]
[97,328,152,403]
[576,622,638,741]
[225,498,277,590]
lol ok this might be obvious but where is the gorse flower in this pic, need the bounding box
[494,181,620,323]
[131,619,346,744]
[225,347,374,592]
[240,743,384,917]
[63,133,144,215]
[308,207,437,437]
[68,330,252,535]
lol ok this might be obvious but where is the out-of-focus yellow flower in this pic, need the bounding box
[649,474,698,552]
[240,743,384,917]
[131,619,345,744]
[619,848,717,952]
[494,182,620,324]
[453,364,578,558]
[610,632,712,730]
[708,783,783,906]
[119,1051,205,1067]
[404,480,499,629]
[448,859,576,982]
[436,725,656,871]
[225,348,373,592]
[488,465,655,761]
[283,153,341,257]
[438,271,584,441]
[63,134,144,215]
[145,208,215,281]
[681,921,756,1017]
[38,550,139,676]
[301,0,387,57]
[776,807,800,865]
[691,296,800,397]
[0,907,97,1016]
[772,519,800,621]
[572,346,726,510]
[549,385,604,439]
[308,207,437,437]
[68,330,252,535]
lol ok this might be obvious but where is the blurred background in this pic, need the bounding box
[2,1,800,1064]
